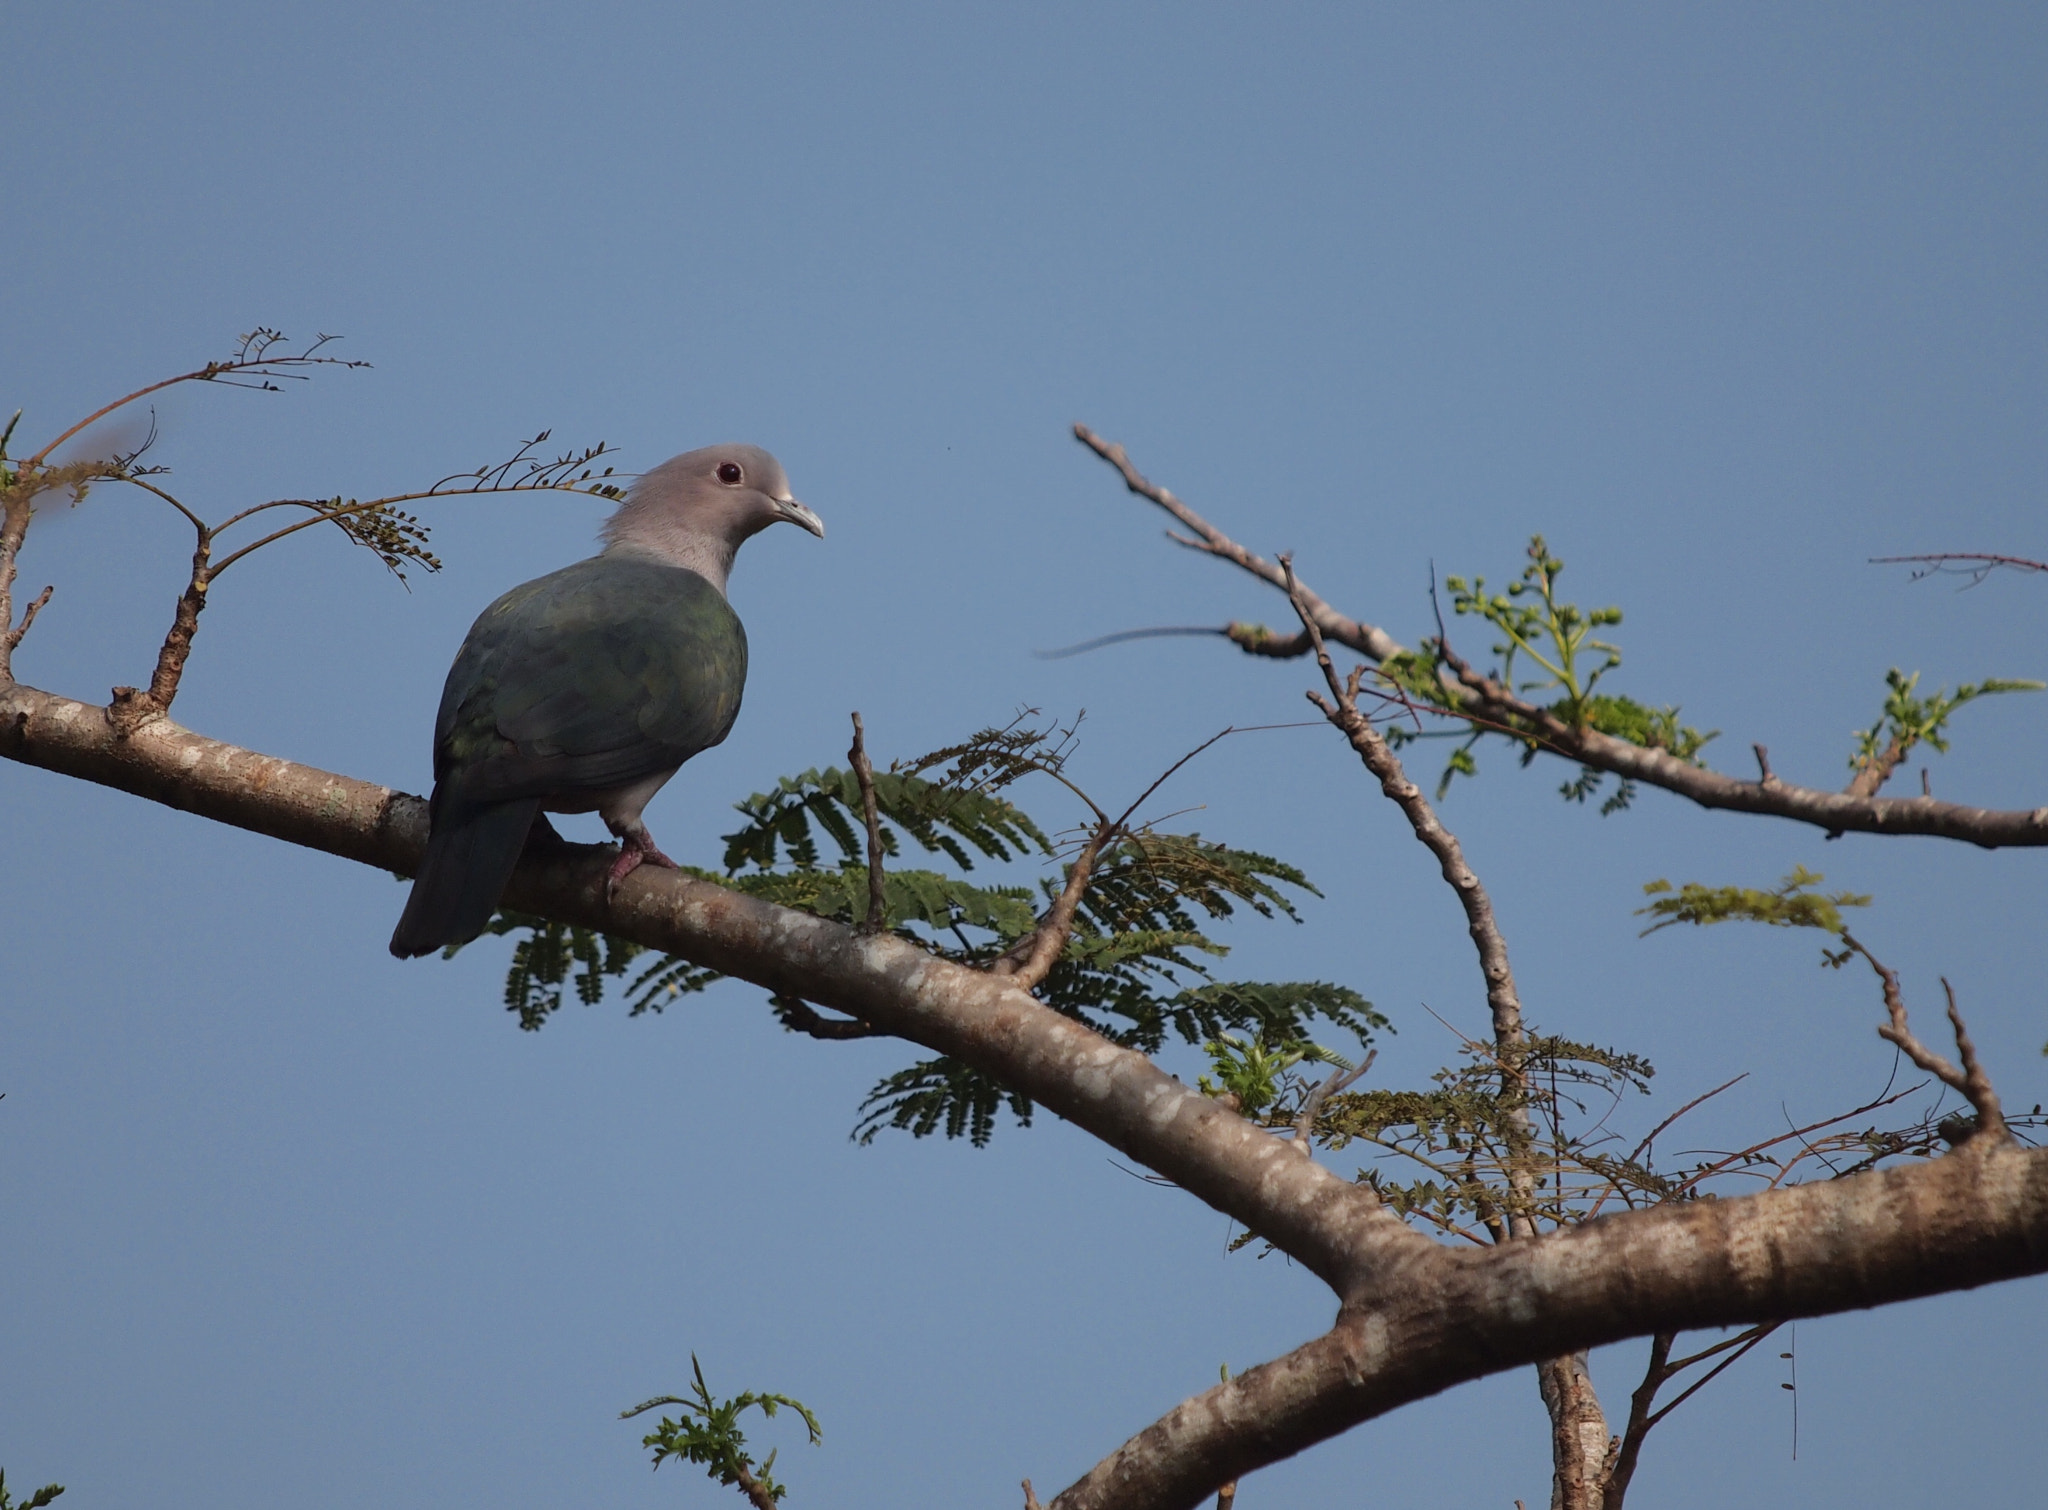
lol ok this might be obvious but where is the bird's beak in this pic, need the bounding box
[774,496,826,538]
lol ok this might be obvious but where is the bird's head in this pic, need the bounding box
[601,443,823,591]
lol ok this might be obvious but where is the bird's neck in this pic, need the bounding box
[600,515,736,596]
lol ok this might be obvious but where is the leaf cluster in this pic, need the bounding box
[622,1356,820,1506]
[1636,867,1870,939]
[479,732,1385,1146]
[1849,666,2042,776]
[1303,1034,1656,1239]
[857,829,1385,1145]
[1379,536,1716,805]
[1445,535,1625,715]
[0,1472,65,1510]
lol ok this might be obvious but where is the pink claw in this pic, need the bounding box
[606,831,679,897]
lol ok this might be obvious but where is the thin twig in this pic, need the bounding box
[3,585,51,655]
[1035,625,1232,659]
[1293,1049,1377,1153]
[990,820,1111,992]
[1278,552,1539,1236]
[1843,933,2006,1140]
[848,712,887,932]
[1871,551,2048,586]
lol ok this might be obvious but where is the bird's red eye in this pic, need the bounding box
[716,462,744,485]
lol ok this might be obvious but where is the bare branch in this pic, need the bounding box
[1,585,51,662]
[1277,555,1534,1176]
[1076,428,2048,848]
[990,820,1112,993]
[1073,424,1405,662]
[1872,552,2048,586]
[1841,934,2006,1140]
[1293,1049,1376,1153]
[848,712,887,932]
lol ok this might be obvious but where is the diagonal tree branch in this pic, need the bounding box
[1075,427,2048,849]
[0,677,1404,1297]
[1049,1133,2048,1510]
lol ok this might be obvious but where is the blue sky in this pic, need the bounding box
[6,5,2046,1506]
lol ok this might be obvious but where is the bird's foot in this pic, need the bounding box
[605,831,679,899]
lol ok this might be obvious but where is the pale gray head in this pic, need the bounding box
[600,443,824,594]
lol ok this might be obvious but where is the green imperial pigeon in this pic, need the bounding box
[388,444,823,959]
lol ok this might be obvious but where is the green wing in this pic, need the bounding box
[432,556,748,808]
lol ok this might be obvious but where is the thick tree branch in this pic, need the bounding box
[1075,428,2048,848]
[1050,1135,2048,1510]
[0,678,1401,1298]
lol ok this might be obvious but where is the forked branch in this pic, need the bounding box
[1838,933,2006,1141]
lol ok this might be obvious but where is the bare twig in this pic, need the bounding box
[1293,1048,1376,1153]
[990,820,1111,993]
[848,712,887,931]
[1872,552,2048,586]
[1838,933,2006,1140]
[1278,555,1535,1194]
[2,585,51,659]
[1073,423,1405,661]
[1035,625,1234,659]
[21,332,368,472]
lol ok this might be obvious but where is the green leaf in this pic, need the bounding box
[1636,867,1871,938]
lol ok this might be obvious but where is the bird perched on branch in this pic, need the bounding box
[389,444,823,959]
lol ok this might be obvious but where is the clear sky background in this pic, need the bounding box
[6,5,2046,1507]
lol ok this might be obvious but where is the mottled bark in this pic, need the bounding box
[0,680,1397,1296]
[1051,1135,2048,1510]
[1537,1353,1610,1510]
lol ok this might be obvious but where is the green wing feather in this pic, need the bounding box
[433,556,749,810]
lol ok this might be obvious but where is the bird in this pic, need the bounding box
[388,443,824,959]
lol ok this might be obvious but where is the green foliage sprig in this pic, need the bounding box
[1197,1030,1351,1116]
[623,1357,820,1507]
[1377,536,1717,805]
[1445,535,1624,718]
[0,1471,65,1510]
[1636,867,1870,939]
[1848,667,2042,789]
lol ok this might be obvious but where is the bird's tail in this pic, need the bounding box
[389,797,543,959]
